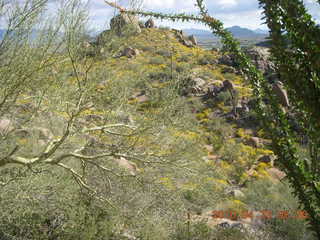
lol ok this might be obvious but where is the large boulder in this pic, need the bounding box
[244,46,275,76]
[145,18,155,28]
[272,81,290,107]
[191,77,206,93]
[218,54,237,67]
[182,77,207,95]
[182,39,194,48]
[173,29,197,48]
[188,35,197,46]
[110,13,141,36]
[119,47,140,58]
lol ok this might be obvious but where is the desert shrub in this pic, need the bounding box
[139,45,154,52]
[171,221,215,240]
[177,54,192,62]
[156,49,172,57]
[202,117,234,151]
[149,56,166,65]
[148,68,177,82]
[0,171,119,240]
[215,91,232,104]
[242,179,315,240]
[223,73,236,81]
[197,70,218,80]
[175,62,193,73]
[198,54,217,65]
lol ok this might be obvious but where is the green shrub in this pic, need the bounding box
[156,49,172,57]
[140,45,154,52]
[198,54,217,65]
[243,179,315,240]
[149,56,167,65]
[177,54,192,62]
[216,91,232,104]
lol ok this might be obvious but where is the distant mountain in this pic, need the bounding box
[225,26,267,38]
[254,28,269,35]
[183,25,268,39]
[183,28,213,37]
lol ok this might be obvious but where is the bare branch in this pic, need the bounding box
[83,124,137,132]
[57,162,116,208]
[104,1,126,12]
[48,151,115,164]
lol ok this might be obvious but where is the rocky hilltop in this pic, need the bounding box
[0,13,313,240]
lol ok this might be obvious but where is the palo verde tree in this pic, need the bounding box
[0,0,195,221]
[107,0,320,237]
[0,0,140,207]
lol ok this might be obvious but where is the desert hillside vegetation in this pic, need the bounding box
[0,0,318,239]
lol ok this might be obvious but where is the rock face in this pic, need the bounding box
[244,47,274,75]
[218,54,237,67]
[188,35,197,46]
[145,18,155,28]
[182,39,194,47]
[173,29,197,48]
[110,13,141,36]
[272,81,290,107]
[191,77,206,94]
[218,47,275,79]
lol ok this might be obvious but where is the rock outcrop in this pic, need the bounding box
[244,46,274,75]
[218,47,276,79]
[145,18,155,28]
[109,13,141,36]
[218,54,237,67]
[119,47,140,58]
[272,81,290,107]
[188,35,197,46]
[173,29,198,48]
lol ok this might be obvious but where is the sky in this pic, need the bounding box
[86,0,320,32]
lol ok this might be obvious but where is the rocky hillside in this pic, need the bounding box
[0,13,315,240]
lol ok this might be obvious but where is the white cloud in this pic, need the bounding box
[143,0,175,8]
[78,0,320,31]
[216,0,237,8]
